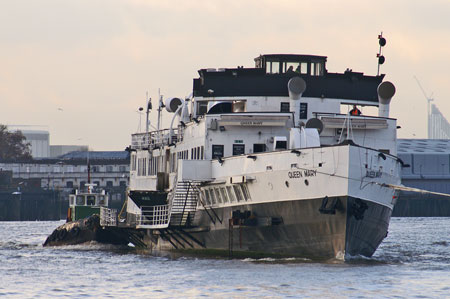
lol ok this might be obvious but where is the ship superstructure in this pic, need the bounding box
[108,53,402,259]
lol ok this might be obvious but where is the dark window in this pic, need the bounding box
[253,144,266,153]
[275,141,287,150]
[120,181,127,187]
[66,181,73,188]
[212,145,224,159]
[106,181,113,187]
[80,181,86,189]
[93,181,100,187]
[233,144,245,156]
[280,102,290,113]
[300,103,308,119]
[197,102,208,115]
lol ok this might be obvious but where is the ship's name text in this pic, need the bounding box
[240,121,263,126]
[288,170,317,178]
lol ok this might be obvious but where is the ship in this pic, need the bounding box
[102,50,403,260]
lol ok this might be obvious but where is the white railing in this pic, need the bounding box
[131,128,180,150]
[136,204,171,229]
[100,207,117,227]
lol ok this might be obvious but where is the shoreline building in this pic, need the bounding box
[0,151,130,220]
[394,139,450,216]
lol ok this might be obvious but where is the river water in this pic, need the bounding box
[0,218,449,298]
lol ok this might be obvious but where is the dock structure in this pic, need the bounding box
[394,139,450,216]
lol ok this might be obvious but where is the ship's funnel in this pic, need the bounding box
[377,81,396,118]
[288,77,307,127]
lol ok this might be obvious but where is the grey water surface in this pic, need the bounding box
[0,218,449,298]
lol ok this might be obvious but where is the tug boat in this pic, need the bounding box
[103,48,402,260]
[44,185,130,247]
[67,183,109,222]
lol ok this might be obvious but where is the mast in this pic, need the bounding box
[145,91,152,134]
[87,149,91,184]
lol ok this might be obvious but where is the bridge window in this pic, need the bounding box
[87,195,96,206]
[284,62,300,73]
[311,62,324,76]
[76,195,85,205]
[266,61,280,74]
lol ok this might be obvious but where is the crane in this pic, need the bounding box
[413,76,434,138]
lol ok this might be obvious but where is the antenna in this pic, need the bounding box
[377,32,386,76]
[145,91,151,134]
[413,76,434,138]
[157,88,162,132]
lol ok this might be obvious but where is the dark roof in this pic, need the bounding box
[59,151,130,160]
[193,53,384,102]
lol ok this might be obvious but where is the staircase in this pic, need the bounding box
[169,181,200,227]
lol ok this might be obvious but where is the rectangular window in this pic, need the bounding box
[240,184,251,201]
[203,190,211,205]
[253,144,266,153]
[270,61,280,74]
[214,188,222,204]
[233,185,243,202]
[284,62,299,73]
[300,102,308,119]
[232,144,245,156]
[131,154,136,171]
[226,186,236,202]
[200,146,204,159]
[212,145,224,159]
[275,140,287,150]
[301,62,308,74]
[220,187,228,203]
[208,189,216,205]
[280,102,290,113]
[197,101,208,115]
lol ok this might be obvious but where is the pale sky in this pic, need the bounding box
[1,0,449,150]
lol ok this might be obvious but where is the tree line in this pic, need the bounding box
[0,124,32,161]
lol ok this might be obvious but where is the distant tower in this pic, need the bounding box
[414,76,450,139]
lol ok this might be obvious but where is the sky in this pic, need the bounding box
[1,0,450,150]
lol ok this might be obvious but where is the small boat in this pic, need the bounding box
[66,183,109,222]
[44,181,131,246]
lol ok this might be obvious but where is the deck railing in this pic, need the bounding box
[131,128,181,150]
[100,207,117,227]
[136,204,171,229]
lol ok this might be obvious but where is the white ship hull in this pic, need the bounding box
[144,144,401,260]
